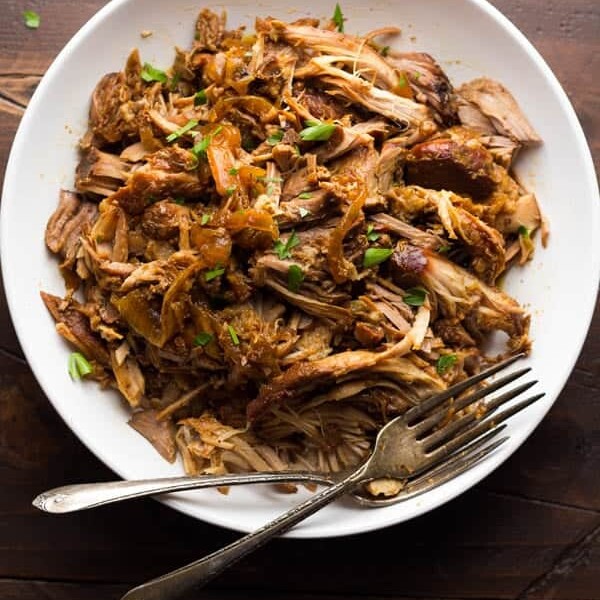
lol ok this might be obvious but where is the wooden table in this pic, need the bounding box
[1,1,599,598]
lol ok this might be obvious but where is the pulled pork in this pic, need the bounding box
[42,8,545,493]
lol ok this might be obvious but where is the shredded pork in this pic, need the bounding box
[42,8,545,496]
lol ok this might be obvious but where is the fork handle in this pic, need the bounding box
[32,471,336,514]
[121,472,362,600]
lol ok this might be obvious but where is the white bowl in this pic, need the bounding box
[2,0,599,539]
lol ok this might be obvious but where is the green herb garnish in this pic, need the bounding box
[436,354,458,375]
[68,352,93,380]
[403,287,427,306]
[274,230,300,260]
[225,186,236,196]
[380,45,390,56]
[141,62,168,83]
[363,247,393,268]
[173,197,186,205]
[228,324,240,345]
[333,3,344,32]
[194,89,208,106]
[228,167,239,175]
[366,224,380,242]
[267,130,284,146]
[193,332,213,347]
[23,10,40,29]
[298,192,313,200]
[201,213,210,225]
[518,225,530,239]
[205,266,225,282]
[299,121,336,142]
[191,125,222,157]
[166,119,199,143]
[287,264,305,293]
[437,244,451,253]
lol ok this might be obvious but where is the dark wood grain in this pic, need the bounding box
[1,1,599,599]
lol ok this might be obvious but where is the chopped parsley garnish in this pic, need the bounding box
[260,176,283,183]
[201,213,210,225]
[518,225,530,239]
[225,186,236,196]
[287,264,305,293]
[193,332,213,347]
[299,121,336,142]
[298,192,313,200]
[205,266,225,282]
[68,352,93,380]
[403,287,427,307]
[366,224,380,242]
[436,354,458,375]
[363,247,393,268]
[333,3,344,32]
[141,62,168,84]
[194,89,208,106]
[380,45,390,57]
[299,207,311,218]
[397,73,409,88]
[169,73,181,91]
[267,130,284,146]
[437,244,451,253]
[228,324,240,345]
[274,230,300,260]
[228,167,239,175]
[23,10,40,29]
[166,119,199,143]
[413,71,423,81]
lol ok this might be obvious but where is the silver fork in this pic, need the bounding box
[33,353,535,514]
[113,354,542,600]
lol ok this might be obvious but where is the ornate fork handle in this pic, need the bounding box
[33,471,336,514]
[121,468,366,600]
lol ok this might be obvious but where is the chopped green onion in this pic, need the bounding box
[192,136,210,157]
[363,247,393,268]
[267,130,284,146]
[23,10,40,29]
[193,332,213,347]
[228,167,239,175]
[201,213,210,225]
[287,264,304,293]
[194,89,208,106]
[299,121,336,142]
[191,126,223,157]
[260,176,283,183]
[228,324,240,345]
[403,287,427,307]
[299,207,311,218]
[333,3,344,32]
[141,62,168,83]
[298,192,312,200]
[225,186,236,196]
[437,244,451,253]
[380,45,390,57]
[518,225,530,239]
[397,73,408,88]
[436,354,458,375]
[166,119,199,143]
[205,266,225,282]
[173,197,186,205]
[413,71,423,81]
[366,224,380,242]
[274,230,300,260]
[68,352,93,380]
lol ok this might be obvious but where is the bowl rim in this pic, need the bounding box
[2,0,599,538]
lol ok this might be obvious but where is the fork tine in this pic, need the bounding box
[405,352,525,424]
[411,367,531,436]
[353,432,509,507]
[420,379,538,448]
[423,392,544,467]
